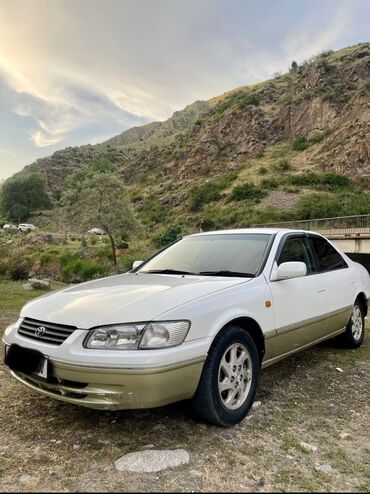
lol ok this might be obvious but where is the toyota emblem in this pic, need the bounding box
[35,326,46,337]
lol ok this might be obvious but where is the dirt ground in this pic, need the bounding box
[0,281,369,492]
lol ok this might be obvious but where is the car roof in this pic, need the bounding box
[187,228,320,237]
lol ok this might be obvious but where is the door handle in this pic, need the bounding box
[317,288,327,294]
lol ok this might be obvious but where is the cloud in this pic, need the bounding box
[0,146,14,157]
[0,0,369,179]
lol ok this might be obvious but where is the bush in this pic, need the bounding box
[292,137,309,151]
[257,166,268,175]
[188,174,237,211]
[272,160,292,172]
[60,253,106,283]
[260,178,279,190]
[294,191,370,220]
[0,248,33,280]
[152,224,182,248]
[229,183,266,202]
[214,91,260,115]
[138,197,168,225]
[200,218,220,231]
[116,239,129,249]
[288,172,350,191]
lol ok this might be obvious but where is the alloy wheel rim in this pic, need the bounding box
[351,305,363,341]
[218,343,252,410]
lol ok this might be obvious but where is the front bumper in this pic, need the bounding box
[9,356,205,410]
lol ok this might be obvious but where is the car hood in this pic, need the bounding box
[20,273,251,328]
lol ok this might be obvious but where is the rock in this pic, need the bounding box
[114,449,190,473]
[336,367,344,373]
[339,432,351,439]
[252,401,262,409]
[219,429,234,441]
[19,474,32,484]
[300,441,317,452]
[315,463,332,473]
[141,444,155,449]
[73,444,81,450]
[189,469,202,478]
[152,423,166,431]
[23,283,34,291]
[28,278,50,290]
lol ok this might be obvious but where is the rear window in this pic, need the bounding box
[309,236,347,272]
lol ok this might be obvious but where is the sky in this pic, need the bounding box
[0,0,369,180]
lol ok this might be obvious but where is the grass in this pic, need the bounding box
[0,280,369,492]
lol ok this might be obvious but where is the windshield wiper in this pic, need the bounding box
[198,270,255,278]
[143,269,196,275]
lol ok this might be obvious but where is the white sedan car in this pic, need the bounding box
[18,223,37,233]
[3,229,369,426]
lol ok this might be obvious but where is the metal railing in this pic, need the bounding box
[251,214,370,238]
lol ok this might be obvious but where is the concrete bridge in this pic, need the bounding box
[252,214,370,270]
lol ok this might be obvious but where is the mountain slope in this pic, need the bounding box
[18,43,370,217]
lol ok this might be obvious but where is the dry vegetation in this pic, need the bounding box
[0,281,369,492]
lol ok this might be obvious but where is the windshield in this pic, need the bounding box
[139,233,271,277]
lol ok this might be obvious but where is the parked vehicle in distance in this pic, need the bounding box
[3,223,18,233]
[3,229,369,426]
[87,227,105,235]
[18,223,37,233]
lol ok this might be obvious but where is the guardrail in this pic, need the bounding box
[251,214,370,238]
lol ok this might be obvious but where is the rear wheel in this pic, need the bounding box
[337,300,365,349]
[191,325,260,426]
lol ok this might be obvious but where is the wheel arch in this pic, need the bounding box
[218,316,265,362]
[356,292,368,317]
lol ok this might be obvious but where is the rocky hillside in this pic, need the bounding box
[18,43,370,227]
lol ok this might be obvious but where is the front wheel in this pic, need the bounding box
[191,325,260,427]
[338,301,365,349]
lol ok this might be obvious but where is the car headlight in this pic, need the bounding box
[84,321,190,350]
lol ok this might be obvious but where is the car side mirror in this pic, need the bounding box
[132,260,144,270]
[275,261,307,280]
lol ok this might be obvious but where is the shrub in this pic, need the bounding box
[288,172,350,191]
[257,166,268,175]
[294,191,370,220]
[138,197,168,225]
[116,239,129,249]
[229,183,266,202]
[188,174,237,212]
[292,137,309,151]
[260,178,279,190]
[272,160,292,172]
[152,224,182,248]
[200,218,220,231]
[60,253,106,283]
[214,91,260,115]
[189,183,222,211]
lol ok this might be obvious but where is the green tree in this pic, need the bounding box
[0,173,51,221]
[290,60,298,72]
[62,171,140,266]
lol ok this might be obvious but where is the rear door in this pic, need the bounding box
[268,233,331,357]
[307,235,354,326]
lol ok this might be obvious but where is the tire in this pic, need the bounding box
[337,300,365,349]
[191,325,261,427]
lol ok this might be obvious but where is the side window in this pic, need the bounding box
[277,237,316,274]
[309,236,347,272]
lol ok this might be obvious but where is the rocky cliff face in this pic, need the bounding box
[19,43,370,198]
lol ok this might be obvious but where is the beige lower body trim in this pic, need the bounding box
[262,306,352,369]
[262,327,345,369]
[10,357,206,410]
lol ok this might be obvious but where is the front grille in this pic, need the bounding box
[18,318,77,346]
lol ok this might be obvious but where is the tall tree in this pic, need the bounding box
[0,173,51,221]
[62,171,140,266]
